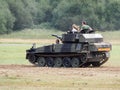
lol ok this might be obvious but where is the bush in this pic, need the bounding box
[33,22,52,29]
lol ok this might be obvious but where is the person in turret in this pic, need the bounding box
[71,24,80,33]
[80,21,93,33]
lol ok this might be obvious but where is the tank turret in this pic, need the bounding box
[62,33,103,43]
[26,32,112,67]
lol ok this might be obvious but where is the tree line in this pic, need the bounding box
[0,0,120,34]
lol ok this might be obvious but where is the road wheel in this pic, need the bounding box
[54,57,62,67]
[80,54,87,63]
[63,57,71,67]
[71,57,80,68]
[28,54,36,64]
[79,54,88,67]
[37,57,46,67]
[46,57,54,67]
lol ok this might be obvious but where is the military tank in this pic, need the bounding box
[26,30,112,67]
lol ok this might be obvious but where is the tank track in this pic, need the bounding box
[28,53,108,67]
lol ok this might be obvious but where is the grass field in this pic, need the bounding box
[0,44,119,66]
[0,29,120,90]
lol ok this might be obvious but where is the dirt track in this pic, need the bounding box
[0,65,119,78]
[0,64,120,90]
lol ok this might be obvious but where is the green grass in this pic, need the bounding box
[100,31,120,40]
[0,44,119,66]
[0,44,29,64]
[104,44,120,66]
[0,29,120,40]
[0,29,64,39]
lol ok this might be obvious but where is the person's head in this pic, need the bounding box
[72,24,80,31]
[82,21,86,25]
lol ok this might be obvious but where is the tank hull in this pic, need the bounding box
[26,42,111,67]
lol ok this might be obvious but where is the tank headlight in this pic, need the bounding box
[98,48,110,51]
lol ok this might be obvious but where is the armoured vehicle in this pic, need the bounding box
[26,31,112,67]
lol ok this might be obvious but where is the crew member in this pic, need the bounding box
[72,24,80,33]
[80,21,93,33]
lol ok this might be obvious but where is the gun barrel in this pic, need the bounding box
[52,34,62,40]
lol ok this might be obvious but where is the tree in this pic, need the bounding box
[52,0,96,31]
[0,0,15,34]
[104,0,120,30]
[0,0,120,34]
[7,0,34,30]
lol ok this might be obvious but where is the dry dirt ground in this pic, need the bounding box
[0,65,120,90]
[0,65,119,77]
